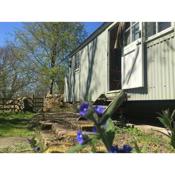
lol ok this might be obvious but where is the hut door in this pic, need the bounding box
[109,24,122,91]
[121,22,144,89]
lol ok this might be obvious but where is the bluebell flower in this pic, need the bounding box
[122,144,133,153]
[79,102,89,116]
[109,144,132,153]
[109,145,118,153]
[76,130,84,144]
[92,126,97,133]
[94,105,105,116]
[117,148,125,153]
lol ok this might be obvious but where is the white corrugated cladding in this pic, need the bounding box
[126,30,175,101]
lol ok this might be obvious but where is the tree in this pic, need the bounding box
[15,22,86,95]
[0,44,35,98]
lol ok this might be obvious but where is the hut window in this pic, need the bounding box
[146,22,171,38]
[124,23,131,45]
[132,22,140,41]
[74,54,80,70]
[124,22,140,46]
[68,60,72,68]
[145,22,156,37]
[158,22,171,32]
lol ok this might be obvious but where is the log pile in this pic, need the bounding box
[0,97,33,112]
[43,94,76,112]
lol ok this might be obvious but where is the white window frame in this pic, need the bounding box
[124,22,140,47]
[74,53,80,71]
[145,22,174,42]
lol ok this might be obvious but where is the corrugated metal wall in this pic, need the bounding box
[64,28,108,102]
[127,30,175,101]
[65,23,175,102]
[79,31,108,101]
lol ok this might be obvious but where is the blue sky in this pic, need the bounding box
[0,22,102,47]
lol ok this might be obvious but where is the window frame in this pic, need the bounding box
[74,53,80,71]
[145,22,174,42]
[124,22,140,46]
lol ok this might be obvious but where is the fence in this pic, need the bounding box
[0,96,44,113]
[33,97,44,112]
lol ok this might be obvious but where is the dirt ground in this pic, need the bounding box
[0,137,33,152]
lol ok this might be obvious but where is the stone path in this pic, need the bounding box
[0,137,33,152]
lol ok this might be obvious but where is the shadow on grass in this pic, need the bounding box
[0,118,30,126]
[0,113,35,137]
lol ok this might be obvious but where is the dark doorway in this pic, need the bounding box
[109,25,122,91]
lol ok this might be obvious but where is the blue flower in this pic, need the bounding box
[122,145,132,153]
[92,126,97,133]
[109,145,118,153]
[94,105,105,116]
[109,145,132,153]
[79,102,89,116]
[76,130,84,144]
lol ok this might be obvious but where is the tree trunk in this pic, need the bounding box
[50,79,54,94]
[49,42,57,95]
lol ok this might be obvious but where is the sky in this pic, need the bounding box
[0,22,102,47]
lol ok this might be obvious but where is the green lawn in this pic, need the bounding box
[0,112,35,137]
[113,126,175,153]
[1,112,174,153]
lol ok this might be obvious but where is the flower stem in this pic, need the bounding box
[96,125,111,152]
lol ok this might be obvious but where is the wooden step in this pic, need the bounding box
[39,121,53,130]
[93,90,123,104]
[93,90,126,116]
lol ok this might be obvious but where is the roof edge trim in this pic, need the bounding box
[68,22,113,58]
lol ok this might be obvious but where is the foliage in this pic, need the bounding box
[15,22,87,95]
[114,126,175,153]
[27,136,41,152]
[0,45,35,98]
[68,99,133,153]
[158,109,175,148]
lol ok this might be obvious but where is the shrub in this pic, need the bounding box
[158,109,175,148]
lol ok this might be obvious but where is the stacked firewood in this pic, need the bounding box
[43,94,64,112]
[0,97,33,112]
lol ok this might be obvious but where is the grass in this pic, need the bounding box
[113,126,175,153]
[1,112,175,153]
[45,126,175,153]
[0,112,35,137]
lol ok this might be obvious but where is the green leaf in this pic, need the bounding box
[171,109,175,121]
[153,129,171,138]
[66,144,86,153]
[98,118,115,149]
[84,106,98,125]
[105,118,115,146]
[67,135,99,153]
[133,142,142,153]
[158,111,173,131]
